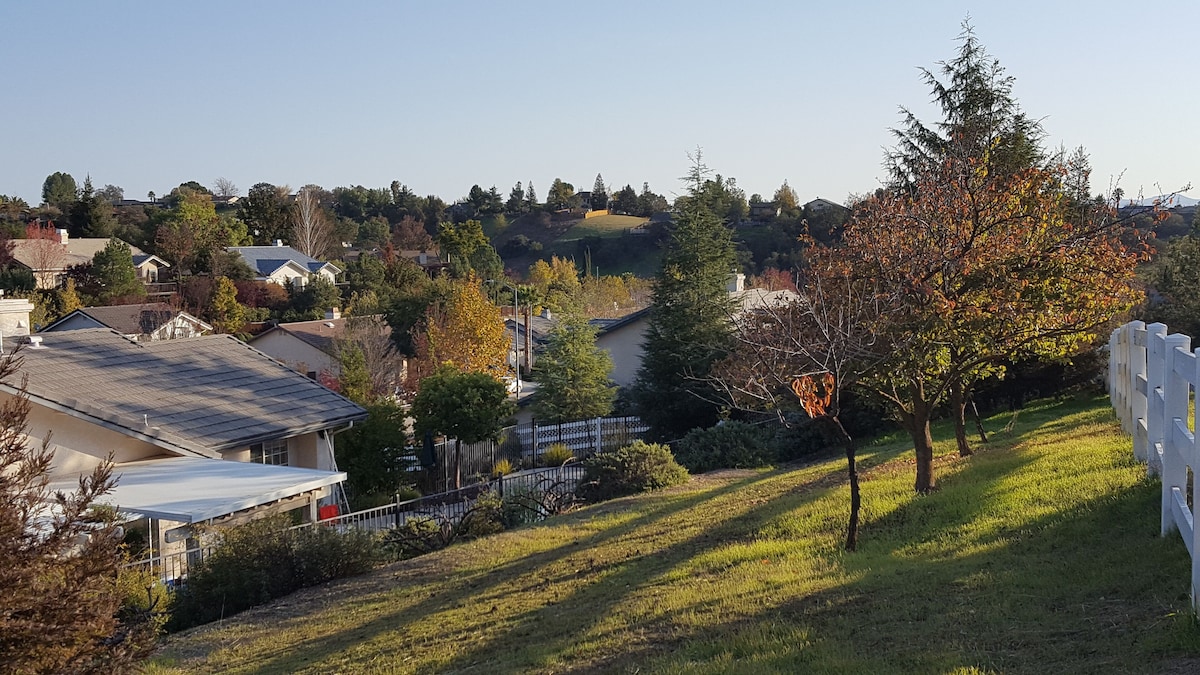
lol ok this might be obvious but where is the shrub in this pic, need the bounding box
[672,421,777,473]
[539,442,574,467]
[168,514,380,630]
[116,565,170,643]
[576,441,688,502]
[384,517,446,559]
[457,492,505,538]
[491,458,514,478]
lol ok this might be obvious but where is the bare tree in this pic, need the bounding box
[22,223,67,289]
[712,256,902,550]
[212,177,239,199]
[291,186,334,259]
[338,314,406,401]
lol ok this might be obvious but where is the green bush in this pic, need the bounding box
[457,492,505,538]
[672,421,777,473]
[576,441,689,502]
[539,443,574,467]
[168,514,380,630]
[116,564,170,641]
[384,516,446,559]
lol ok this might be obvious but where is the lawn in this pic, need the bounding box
[561,214,649,240]
[150,395,1200,674]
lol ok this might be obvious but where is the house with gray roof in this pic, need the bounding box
[250,312,404,397]
[0,308,368,556]
[228,243,341,287]
[41,302,212,342]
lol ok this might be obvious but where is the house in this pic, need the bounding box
[803,197,846,213]
[250,311,403,393]
[11,230,159,290]
[228,242,341,287]
[0,307,368,559]
[593,272,799,390]
[749,201,781,221]
[41,302,212,342]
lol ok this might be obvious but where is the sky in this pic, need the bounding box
[2,1,1196,207]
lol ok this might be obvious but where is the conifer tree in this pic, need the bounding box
[631,152,736,440]
[91,237,145,304]
[533,312,615,424]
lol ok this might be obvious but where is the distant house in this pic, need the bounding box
[749,201,781,222]
[803,197,846,213]
[228,243,341,287]
[250,312,404,394]
[593,273,799,390]
[11,230,159,290]
[0,306,367,563]
[41,303,212,342]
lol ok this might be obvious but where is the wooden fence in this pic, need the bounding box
[1108,320,1200,610]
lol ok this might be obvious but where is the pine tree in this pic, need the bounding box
[209,276,246,334]
[591,174,608,211]
[533,312,615,423]
[631,152,736,440]
[91,237,145,304]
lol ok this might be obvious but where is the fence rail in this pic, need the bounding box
[1109,320,1200,610]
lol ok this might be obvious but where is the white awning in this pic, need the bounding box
[47,457,346,523]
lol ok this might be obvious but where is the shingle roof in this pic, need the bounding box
[251,315,391,356]
[6,329,367,456]
[227,246,340,278]
[11,238,146,271]
[48,303,208,337]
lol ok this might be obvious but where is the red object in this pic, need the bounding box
[318,504,340,521]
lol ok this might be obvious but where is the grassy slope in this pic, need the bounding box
[560,214,649,240]
[151,396,1200,674]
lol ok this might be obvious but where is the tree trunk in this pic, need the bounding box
[825,415,860,552]
[950,378,973,457]
[903,387,937,493]
[453,439,462,490]
[970,395,989,444]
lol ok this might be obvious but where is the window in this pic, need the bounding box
[251,439,289,466]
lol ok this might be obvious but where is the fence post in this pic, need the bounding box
[1160,331,1190,536]
[394,492,402,529]
[594,416,602,455]
[1144,324,1166,475]
[532,418,540,462]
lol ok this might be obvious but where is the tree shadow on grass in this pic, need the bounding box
[624,466,1198,673]
[222,466,846,673]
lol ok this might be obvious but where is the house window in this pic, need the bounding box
[251,439,289,466]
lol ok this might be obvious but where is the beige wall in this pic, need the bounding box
[596,317,649,388]
[12,395,169,478]
[252,331,337,378]
[221,430,330,471]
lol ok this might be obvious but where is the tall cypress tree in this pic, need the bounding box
[631,153,736,441]
[533,312,615,424]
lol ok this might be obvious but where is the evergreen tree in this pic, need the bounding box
[69,176,117,239]
[591,174,608,211]
[631,153,736,440]
[41,171,77,212]
[506,182,526,214]
[533,312,615,423]
[91,237,145,303]
[210,276,246,334]
[337,342,371,405]
[525,181,537,210]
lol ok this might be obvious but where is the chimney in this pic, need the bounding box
[274,239,284,247]
[325,307,341,320]
[541,308,552,321]
[0,298,35,339]
[726,271,745,293]
[56,228,69,246]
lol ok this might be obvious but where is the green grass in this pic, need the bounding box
[149,395,1200,674]
[561,214,649,240]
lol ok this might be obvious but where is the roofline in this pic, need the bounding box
[0,383,220,459]
[208,411,370,453]
[595,307,652,335]
[39,309,100,333]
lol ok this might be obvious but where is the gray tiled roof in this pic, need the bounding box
[227,246,340,278]
[6,329,367,456]
[49,303,188,336]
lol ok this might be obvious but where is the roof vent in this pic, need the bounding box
[27,336,44,349]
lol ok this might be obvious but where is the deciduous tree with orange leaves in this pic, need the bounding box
[424,275,510,378]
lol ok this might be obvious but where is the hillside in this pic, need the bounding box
[150,396,1200,673]
[492,212,659,277]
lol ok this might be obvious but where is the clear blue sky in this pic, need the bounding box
[2,1,1195,206]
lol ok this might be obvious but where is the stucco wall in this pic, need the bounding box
[250,331,337,378]
[13,395,168,478]
[596,316,649,388]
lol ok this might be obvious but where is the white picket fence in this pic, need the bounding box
[1108,320,1200,610]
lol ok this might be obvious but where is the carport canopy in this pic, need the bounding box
[47,456,346,524]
